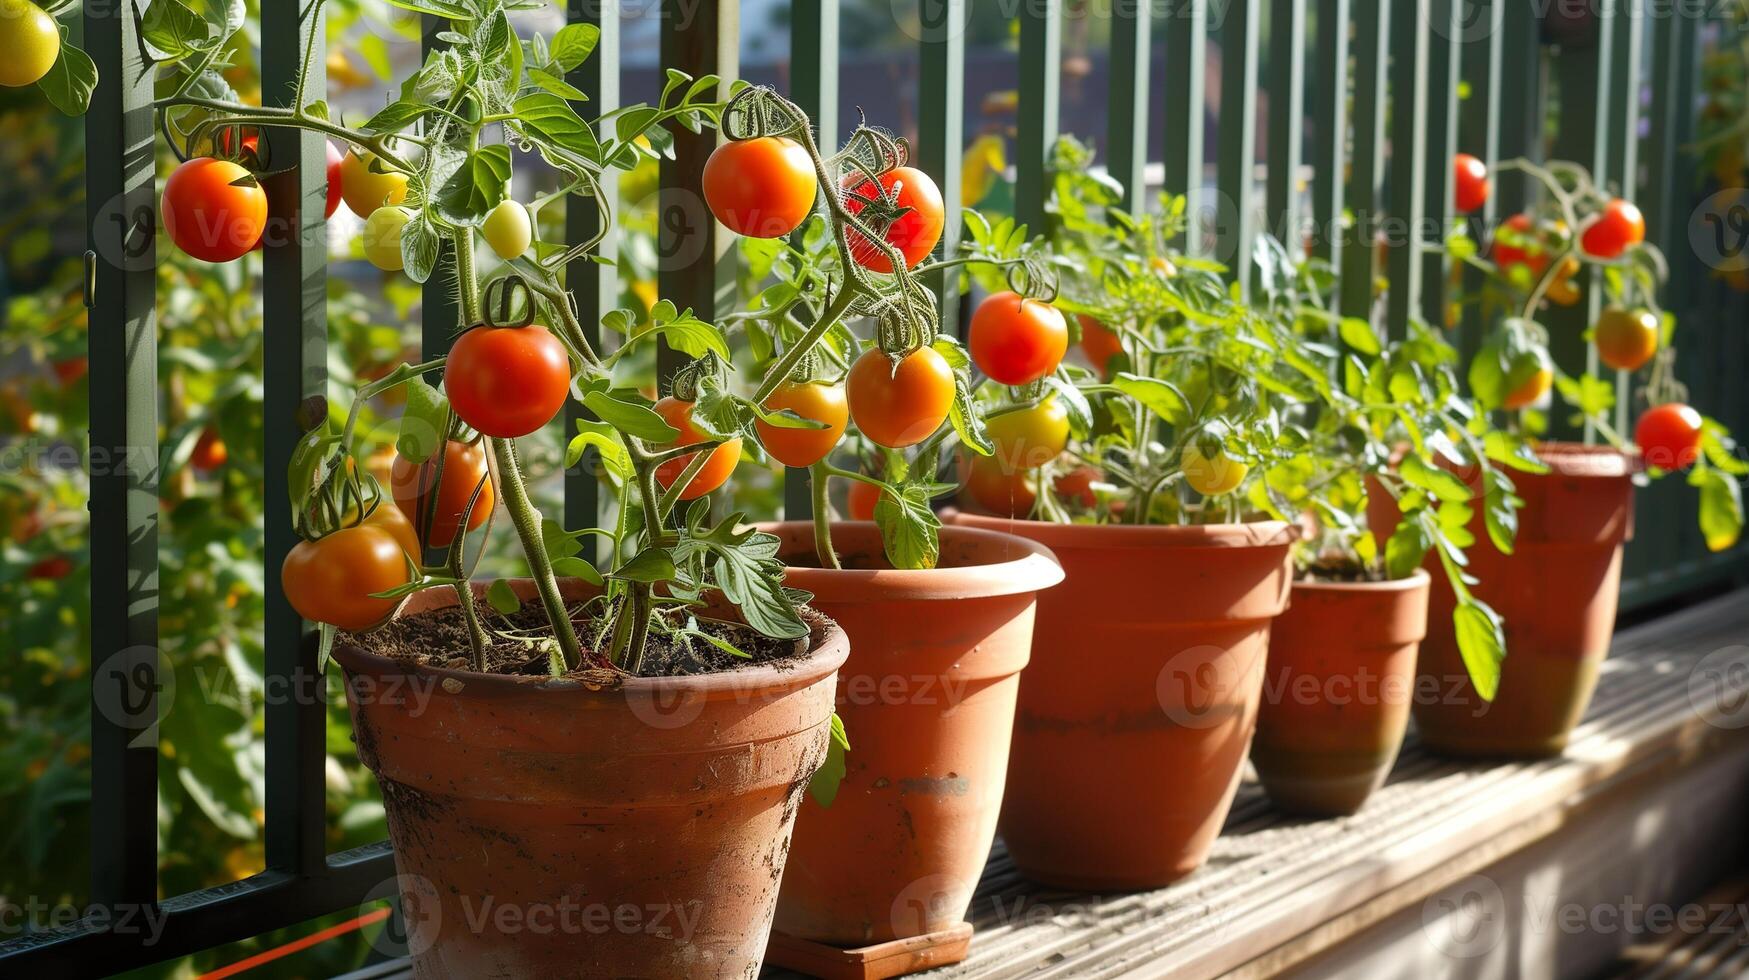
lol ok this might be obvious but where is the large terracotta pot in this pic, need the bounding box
[1252,571,1430,816]
[944,512,1297,890]
[1367,443,1636,758]
[332,580,849,979]
[762,522,1062,946]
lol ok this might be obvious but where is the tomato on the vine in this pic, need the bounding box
[653,397,742,499]
[161,158,268,263]
[844,166,945,272]
[391,439,496,548]
[191,428,228,471]
[339,150,409,218]
[1502,358,1554,410]
[1594,307,1660,372]
[1454,153,1490,213]
[845,479,885,521]
[1635,402,1705,471]
[281,525,412,631]
[445,324,572,438]
[1546,256,1583,307]
[1078,314,1123,375]
[324,140,344,218]
[756,381,848,468]
[960,454,1035,517]
[702,136,817,238]
[482,200,533,261]
[987,397,1069,471]
[362,205,412,271]
[1492,213,1549,278]
[1054,465,1101,508]
[1181,445,1248,496]
[846,346,955,448]
[1579,198,1645,259]
[0,0,60,89]
[361,503,422,562]
[968,291,1068,386]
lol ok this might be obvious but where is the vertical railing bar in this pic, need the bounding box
[1108,0,1152,210]
[1606,2,1644,438]
[1265,0,1306,257]
[1383,0,1430,338]
[658,0,738,388]
[1309,0,1349,267]
[1417,0,1460,329]
[262,0,329,877]
[422,19,460,363]
[1216,0,1262,292]
[1015,0,1061,232]
[919,0,966,332]
[564,1,618,547]
[84,0,160,911]
[1339,0,1387,321]
[784,0,839,521]
[1493,1,1543,217]
[1162,0,1208,254]
[1456,0,1504,364]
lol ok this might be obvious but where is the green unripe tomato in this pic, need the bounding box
[482,200,533,261]
[0,0,60,88]
[363,206,412,272]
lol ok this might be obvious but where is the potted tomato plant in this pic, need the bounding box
[944,137,1303,889]
[1414,157,1749,756]
[1246,239,1526,815]
[697,90,1064,967]
[155,7,873,975]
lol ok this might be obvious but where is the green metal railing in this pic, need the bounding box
[5,0,1744,971]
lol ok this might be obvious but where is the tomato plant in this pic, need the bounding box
[1077,314,1123,375]
[1593,307,1660,372]
[986,397,1069,471]
[339,149,408,218]
[161,157,268,263]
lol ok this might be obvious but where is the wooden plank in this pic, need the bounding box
[1338,0,1388,321]
[1265,0,1306,258]
[1216,0,1262,293]
[1107,0,1152,210]
[1308,0,1349,266]
[1015,0,1061,232]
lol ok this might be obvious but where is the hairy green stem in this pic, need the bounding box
[492,439,585,668]
[753,285,862,404]
[810,460,841,570]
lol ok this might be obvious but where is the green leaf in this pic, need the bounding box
[584,390,680,443]
[37,41,97,116]
[807,712,850,808]
[672,517,809,640]
[549,22,601,71]
[551,556,605,585]
[1384,517,1432,580]
[513,93,601,159]
[639,305,731,360]
[401,217,441,284]
[565,417,633,480]
[1483,430,1549,473]
[434,145,512,226]
[1400,453,1472,504]
[396,383,448,464]
[948,375,993,456]
[287,426,341,518]
[528,68,588,101]
[1338,316,1382,355]
[1452,600,1505,701]
[380,0,472,19]
[613,549,677,583]
[682,629,751,660]
[1691,466,1745,553]
[485,579,521,614]
[362,100,431,135]
[140,0,210,60]
[1111,372,1192,425]
[874,483,948,570]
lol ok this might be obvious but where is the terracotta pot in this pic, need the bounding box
[332,580,849,979]
[1367,443,1636,758]
[761,522,1061,946]
[943,512,1297,890]
[1252,571,1430,816]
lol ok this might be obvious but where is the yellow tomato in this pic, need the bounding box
[1181,445,1249,496]
[362,206,412,271]
[340,150,408,218]
[986,397,1070,471]
[481,200,533,260]
[0,0,60,89]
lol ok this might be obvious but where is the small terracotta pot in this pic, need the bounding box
[1252,571,1431,816]
[332,580,849,979]
[1367,443,1636,758]
[762,522,1062,946]
[944,512,1296,890]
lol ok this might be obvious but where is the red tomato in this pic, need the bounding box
[960,454,1035,517]
[27,555,73,580]
[846,479,885,521]
[969,291,1069,386]
[756,381,848,468]
[1078,314,1123,375]
[191,428,228,471]
[653,397,742,499]
[1579,198,1645,259]
[280,525,412,631]
[843,166,946,272]
[324,140,344,219]
[444,324,572,438]
[702,136,818,238]
[52,357,87,386]
[1635,402,1705,471]
[391,439,495,548]
[1454,153,1489,212]
[1491,213,1549,278]
[1054,465,1101,508]
[161,157,269,263]
[846,346,955,449]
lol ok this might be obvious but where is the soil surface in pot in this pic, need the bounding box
[342,601,802,678]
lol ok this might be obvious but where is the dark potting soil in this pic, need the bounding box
[1298,558,1391,583]
[343,601,805,679]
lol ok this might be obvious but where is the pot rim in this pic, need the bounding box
[942,508,1299,550]
[330,578,850,701]
[1291,567,1431,593]
[1526,440,1642,477]
[758,520,1065,601]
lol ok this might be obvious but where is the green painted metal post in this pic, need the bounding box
[1015,0,1061,233]
[1339,0,1388,321]
[786,0,840,520]
[1108,0,1152,210]
[1309,0,1348,266]
[1493,3,1543,217]
[1217,0,1261,291]
[919,0,966,330]
[262,0,329,877]
[422,19,460,362]
[1606,3,1644,438]
[1384,0,1431,338]
[84,0,161,911]
[564,1,618,544]
[1456,0,1504,363]
[1266,0,1306,257]
[1163,0,1208,253]
[1418,0,1460,329]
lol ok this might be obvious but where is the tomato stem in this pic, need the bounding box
[491,437,585,669]
[753,285,861,405]
[809,460,840,570]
